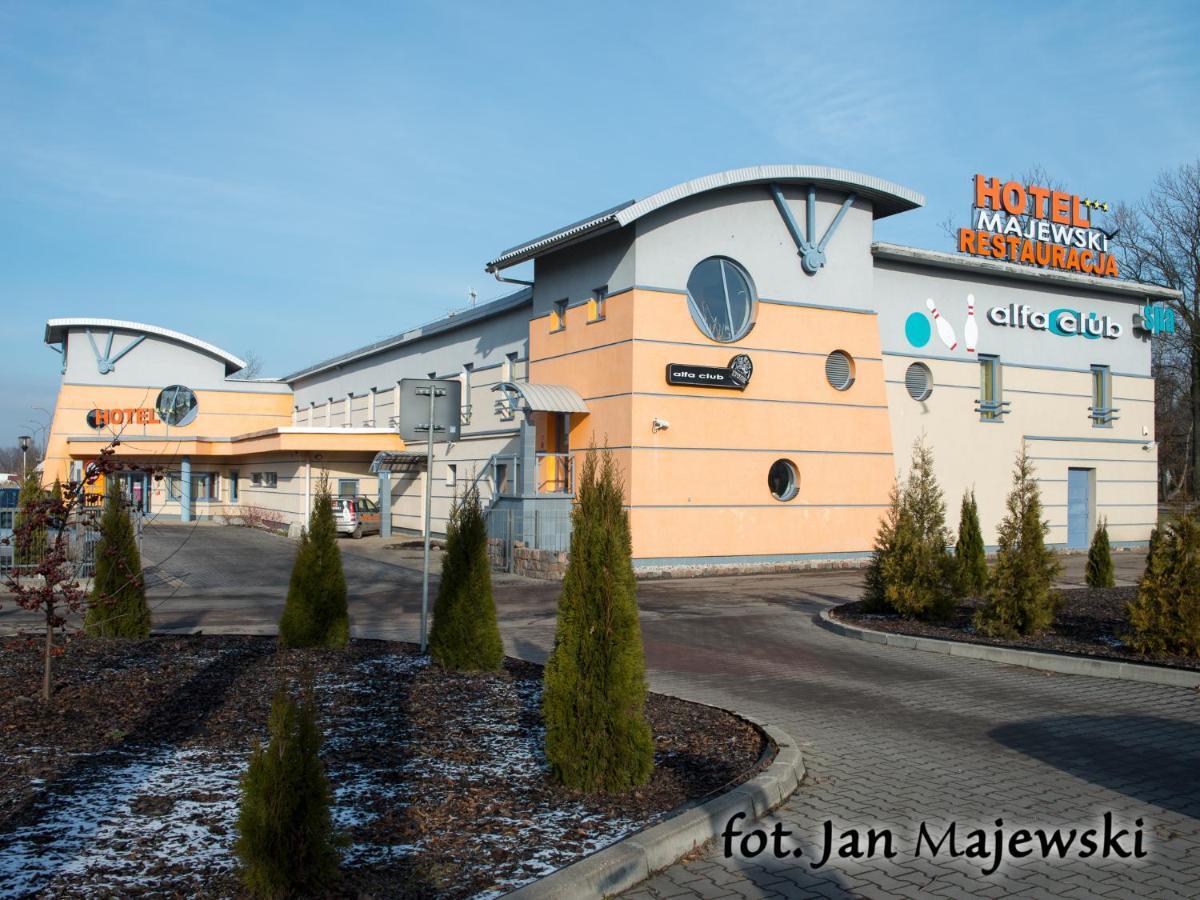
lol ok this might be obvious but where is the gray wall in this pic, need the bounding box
[532,227,636,317]
[874,260,1153,376]
[62,328,289,393]
[632,184,877,308]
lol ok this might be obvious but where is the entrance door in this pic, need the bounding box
[115,472,150,514]
[1067,468,1092,549]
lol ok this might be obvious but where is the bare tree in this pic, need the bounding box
[1112,160,1200,497]
[231,350,265,381]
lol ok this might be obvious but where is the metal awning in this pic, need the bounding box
[491,382,589,415]
[370,451,427,474]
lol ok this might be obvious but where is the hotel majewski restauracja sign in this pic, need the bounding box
[957,174,1119,278]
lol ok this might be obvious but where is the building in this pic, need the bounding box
[39,165,1178,572]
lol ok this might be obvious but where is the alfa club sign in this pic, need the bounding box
[666,354,754,390]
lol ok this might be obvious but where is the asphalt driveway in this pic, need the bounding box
[1,523,1194,898]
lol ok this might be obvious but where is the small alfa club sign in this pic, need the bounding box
[665,354,754,390]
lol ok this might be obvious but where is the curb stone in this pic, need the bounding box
[504,718,805,900]
[818,608,1200,689]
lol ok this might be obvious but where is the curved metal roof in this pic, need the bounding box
[492,381,589,414]
[486,165,924,272]
[44,317,247,375]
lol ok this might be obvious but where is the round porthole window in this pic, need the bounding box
[905,362,933,401]
[156,385,199,426]
[825,350,855,391]
[685,256,756,343]
[768,459,799,502]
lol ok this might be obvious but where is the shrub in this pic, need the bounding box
[954,489,988,597]
[975,444,1060,637]
[543,446,653,793]
[1085,519,1116,589]
[861,482,902,612]
[85,484,150,638]
[236,684,340,897]
[14,471,47,568]
[1126,517,1200,657]
[879,437,956,620]
[279,474,349,649]
[429,483,503,671]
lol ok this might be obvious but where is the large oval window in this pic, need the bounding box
[156,385,199,426]
[686,256,756,343]
[768,459,799,501]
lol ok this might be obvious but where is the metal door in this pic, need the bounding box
[1067,468,1091,549]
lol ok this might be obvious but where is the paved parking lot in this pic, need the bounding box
[2,524,1195,898]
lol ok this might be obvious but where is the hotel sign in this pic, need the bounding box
[87,407,162,428]
[666,354,753,390]
[958,174,1119,278]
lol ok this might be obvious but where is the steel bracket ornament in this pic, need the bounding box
[769,183,858,275]
[86,327,146,375]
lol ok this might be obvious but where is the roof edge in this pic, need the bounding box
[44,317,246,374]
[871,242,1183,301]
[486,164,924,272]
[284,287,532,384]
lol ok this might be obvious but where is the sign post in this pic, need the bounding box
[397,377,461,655]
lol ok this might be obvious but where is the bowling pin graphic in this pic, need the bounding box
[926,298,957,350]
[964,293,979,353]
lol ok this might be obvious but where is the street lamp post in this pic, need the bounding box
[18,435,32,477]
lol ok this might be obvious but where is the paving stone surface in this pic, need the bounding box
[1,526,1192,899]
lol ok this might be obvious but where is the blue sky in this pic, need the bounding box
[2,0,1198,448]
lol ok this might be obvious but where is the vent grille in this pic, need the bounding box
[825,351,854,391]
[905,363,932,401]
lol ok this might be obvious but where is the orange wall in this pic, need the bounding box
[43,383,294,483]
[530,288,896,562]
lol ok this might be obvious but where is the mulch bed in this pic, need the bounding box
[0,635,767,898]
[833,586,1200,672]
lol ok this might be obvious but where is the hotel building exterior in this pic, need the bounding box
[40,165,1178,572]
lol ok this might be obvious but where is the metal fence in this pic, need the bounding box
[0,503,143,580]
[485,502,573,572]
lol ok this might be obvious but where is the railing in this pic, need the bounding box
[536,452,574,494]
[1089,405,1120,426]
[974,399,1011,421]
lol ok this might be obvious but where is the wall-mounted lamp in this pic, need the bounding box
[651,418,670,432]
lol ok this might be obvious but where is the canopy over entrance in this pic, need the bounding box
[491,382,589,418]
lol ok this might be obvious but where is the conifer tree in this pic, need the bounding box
[429,482,503,671]
[861,482,902,612]
[880,436,956,620]
[543,446,653,793]
[954,489,988,597]
[1085,518,1116,589]
[236,684,340,897]
[85,483,150,637]
[975,444,1061,637]
[1127,517,1200,657]
[279,474,349,648]
[14,471,47,569]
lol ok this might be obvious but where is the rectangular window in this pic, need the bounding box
[0,511,13,529]
[978,356,1004,421]
[588,285,608,322]
[262,472,278,489]
[337,478,358,497]
[168,472,220,501]
[1091,365,1114,426]
[494,462,509,496]
[504,351,518,382]
[251,472,262,486]
[230,471,239,503]
[446,463,457,488]
[461,364,473,423]
[552,299,568,332]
